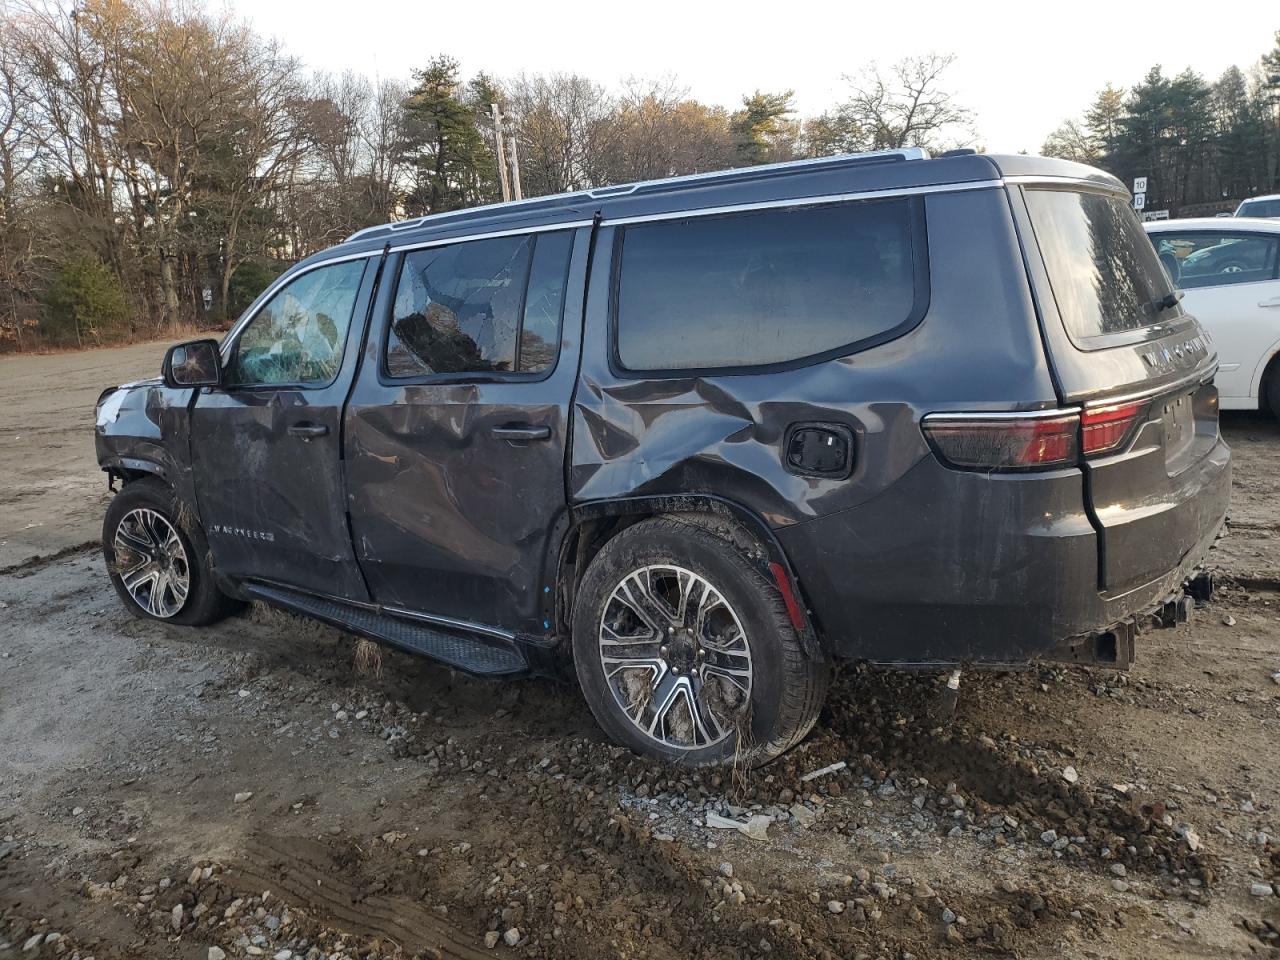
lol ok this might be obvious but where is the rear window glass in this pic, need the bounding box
[1025,189,1174,344]
[614,199,918,371]
[1238,199,1280,218]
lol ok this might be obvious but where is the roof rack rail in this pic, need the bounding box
[344,147,930,244]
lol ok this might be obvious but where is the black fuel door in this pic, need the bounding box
[784,423,855,479]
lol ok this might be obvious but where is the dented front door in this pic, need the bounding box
[190,256,377,600]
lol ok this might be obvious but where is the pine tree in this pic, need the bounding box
[731,91,797,165]
[401,56,492,215]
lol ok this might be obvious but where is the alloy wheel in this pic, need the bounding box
[112,507,190,619]
[597,564,752,751]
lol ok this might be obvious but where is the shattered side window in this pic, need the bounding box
[386,235,534,377]
[226,259,366,387]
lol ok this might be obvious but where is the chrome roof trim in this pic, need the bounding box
[603,179,1005,227]
[345,147,932,243]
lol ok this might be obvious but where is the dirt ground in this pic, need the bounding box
[0,342,168,571]
[1,346,1278,960]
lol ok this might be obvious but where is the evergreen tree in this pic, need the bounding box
[1085,84,1126,162]
[402,55,493,215]
[731,91,797,165]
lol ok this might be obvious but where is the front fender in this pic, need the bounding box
[95,379,197,509]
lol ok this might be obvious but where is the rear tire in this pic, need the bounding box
[571,516,829,767]
[103,478,240,626]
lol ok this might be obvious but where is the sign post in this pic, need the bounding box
[1133,177,1148,212]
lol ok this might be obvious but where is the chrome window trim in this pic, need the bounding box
[603,180,1004,227]
[386,219,594,256]
[219,249,379,361]
[1005,175,1130,199]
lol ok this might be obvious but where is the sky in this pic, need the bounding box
[227,0,1278,153]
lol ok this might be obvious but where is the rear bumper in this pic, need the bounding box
[776,439,1230,666]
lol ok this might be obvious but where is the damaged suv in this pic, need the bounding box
[96,149,1230,766]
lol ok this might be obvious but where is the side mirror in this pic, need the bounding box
[162,339,222,389]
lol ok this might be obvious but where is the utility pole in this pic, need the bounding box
[508,134,523,201]
[490,103,512,203]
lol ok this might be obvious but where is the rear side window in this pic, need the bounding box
[1025,189,1174,345]
[385,230,572,378]
[1152,232,1280,289]
[614,199,921,372]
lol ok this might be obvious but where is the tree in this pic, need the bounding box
[504,72,615,195]
[1084,84,1126,160]
[401,56,494,215]
[839,54,972,151]
[802,110,864,158]
[731,90,797,165]
[1041,120,1098,164]
[41,251,128,346]
[598,79,735,182]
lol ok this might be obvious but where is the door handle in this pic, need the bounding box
[1259,297,1280,308]
[490,424,551,442]
[287,422,329,439]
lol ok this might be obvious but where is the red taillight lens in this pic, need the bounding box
[922,414,1079,471]
[1080,402,1147,457]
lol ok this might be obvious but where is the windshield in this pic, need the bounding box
[1025,189,1175,346]
[1237,198,1280,218]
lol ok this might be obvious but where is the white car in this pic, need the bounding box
[1234,195,1280,218]
[1145,217,1280,419]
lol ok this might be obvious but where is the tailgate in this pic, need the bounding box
[1015,184,1229,592]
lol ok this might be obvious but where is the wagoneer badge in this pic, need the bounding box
[1139,335,1208,375]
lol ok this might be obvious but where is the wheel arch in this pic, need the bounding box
[102,455,170,488]
[552,495,822,657]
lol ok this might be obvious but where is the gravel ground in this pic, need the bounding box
[1,346,1278,960]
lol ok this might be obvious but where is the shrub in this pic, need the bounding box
[41,254,131,347]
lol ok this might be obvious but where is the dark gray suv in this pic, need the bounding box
[95,149,1231,766]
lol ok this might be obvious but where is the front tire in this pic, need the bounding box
[571,517,829,767]
[103,478,239,626]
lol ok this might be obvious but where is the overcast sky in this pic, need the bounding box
[228,0,1278,153]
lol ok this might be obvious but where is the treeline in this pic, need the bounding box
[0,0,972,351]
[1042,30,1280,215]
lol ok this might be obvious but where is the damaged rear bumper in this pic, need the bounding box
[1043,570,1212,669]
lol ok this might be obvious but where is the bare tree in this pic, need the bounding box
[199,34,310,318]
[0,16,43,347]
[597,78,735,183]
[504,72,616,195]
[1041,119,1099,164]
[840,54,973,151]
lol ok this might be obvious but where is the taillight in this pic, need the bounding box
[1080,402,1147,457]
[922,413,1079,471]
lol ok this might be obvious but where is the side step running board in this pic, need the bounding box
[242,582,531,678]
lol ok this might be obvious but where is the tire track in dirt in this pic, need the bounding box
[226,833,493,959]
